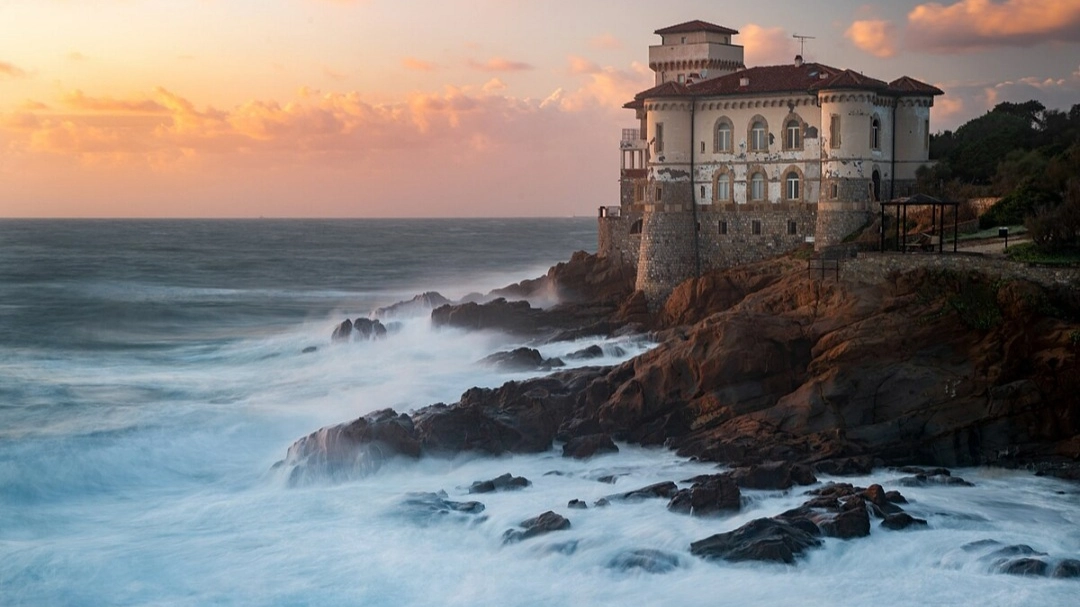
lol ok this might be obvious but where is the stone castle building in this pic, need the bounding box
[597,20,944,305]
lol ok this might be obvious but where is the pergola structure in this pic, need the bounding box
[879,194,960,253]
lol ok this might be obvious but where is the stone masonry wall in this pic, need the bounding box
[842,252,1080,289]
[636,209,699,306]
[597,215,640,269]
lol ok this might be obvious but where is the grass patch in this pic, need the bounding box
[1005,242,1080,266]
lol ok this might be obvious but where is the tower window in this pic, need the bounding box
[700,185,706,200]
[719,220,728,235]
[871,116,881,150]
[787,220,798,235]
[752,220,762,235]
[830,114,841,148]
[655,123,664,153]
[656,186,663,202]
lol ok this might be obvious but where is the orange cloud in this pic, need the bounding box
[1,60,28,78]
[62,90,168,113]
[845,19,898,57]
[907,0,1080,52]
[589,33,622,50]
[402,57,438,72]
[739,24,799,66]
[556,61,652,113]
[567,55,602,75]
[467,57,533,72]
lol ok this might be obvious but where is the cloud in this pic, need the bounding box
[932,66,1080,130]
[589,33,622,50]
[907,0,1080,52]
[739,24,799,66]
[567,55,602,75]
[402,57,438,72]
[845,19,898,57]
[0,60,28,79]
[62,90,168,113]
[68,52,88,62]
[467,57,534,72]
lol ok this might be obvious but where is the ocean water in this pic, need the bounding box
[0,219,1077,607]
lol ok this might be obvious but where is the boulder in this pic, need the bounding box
[562,434,619,459]
[614,481,679,501]
[729,461,816,490]
[502,511,571,544]
[881,512,928,530]
[279,409,420,485]
[999,558,1049,576]
[394,491,485,525]
[667,474,741,516]
[565,345,605,360]
[373,291,452,320]
[468,473,531,494]
[479,348,548,372]
[567,499,588,509]
[607,549,681,574]
[1052,559,1080,578]
[331,319,352,343]
[690,518,823,564]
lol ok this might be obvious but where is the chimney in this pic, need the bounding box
[739,77,750,87]
[794,55,804,67]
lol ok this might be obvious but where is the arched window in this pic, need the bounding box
[785,171,801,200]
[750,172,766,201]
[871,116,881,150]
[714,119,733,153]
[715,171,731,201]
[784,119,802,150]
[750,120,768,152]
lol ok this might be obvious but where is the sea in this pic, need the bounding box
[0,218,1077,607]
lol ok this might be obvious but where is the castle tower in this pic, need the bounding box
[649,21,744,86]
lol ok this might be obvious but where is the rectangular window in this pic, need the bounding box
[700,185,706,200]
[831,182,839,200]
[752,220,762,235]
[655,123,664,153]
[719,221,728,235]
[787,220,798,235]
[635,184,645,202]
[830,114,841,149]
[700,141,706,154]
[924,119,930,150]
[656,187,663,202]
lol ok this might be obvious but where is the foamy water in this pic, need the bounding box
[1,219,1076,606]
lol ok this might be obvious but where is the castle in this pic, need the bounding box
[596,20,944,305]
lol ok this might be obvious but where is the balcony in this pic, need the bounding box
[620,128,648,172]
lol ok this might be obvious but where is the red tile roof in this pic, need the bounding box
[655,20,739,36]
[626,63,946,105]
[887,76,945,96]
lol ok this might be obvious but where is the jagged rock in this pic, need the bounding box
[279,409,419,484]
[667,474,741,516]
[432,298,547,335]
[690,518,822,564]
[479,348,547,372]
[394,491,485,525]
[331,319,352,343]
[884,490,908,504]
[567,499,588,509]
[729,461,816,490]
[607,549,681,573]
[373,291,452,319]
[898,474,974,487]
[815,497,871,539]
[594,498,611,507]
[881,512,928,530]
[614,481,679,501]
[352,318,387,340]
[468,473,530,494]
[562,434,619,459]
[502,511,570,544]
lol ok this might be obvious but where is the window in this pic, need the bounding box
[750,120,768,152]
[656,186,663,202]
[830,182,839,199]
[787,220,798,235]
[635,183,645,202]
[700,185,706,200]
[924,119,930,150]
[830,114,841,148]
[871,116,881,150]
[750,172,766,201]
[785,171,801,200]
[630,219,643,235]
[700,141,706,154]
[715,172,731,201]
[784,119,802,150]
[752,220,762,235]
[714,119,733,152]
[678,74,685,84]
[655,123,664,152]
[719,220,728,235]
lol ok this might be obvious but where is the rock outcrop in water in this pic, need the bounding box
[300,250,1080,483]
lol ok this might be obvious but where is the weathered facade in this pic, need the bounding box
[598,20,944,305]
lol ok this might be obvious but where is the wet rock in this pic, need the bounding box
[811,457,875,477]
[1000,558,1049,576]
[614,481,679,501]
[502,511,571,544]
[1051,559,1080,578]
[395,491,485,525]
[353,318,387,340]
[593,498,611,507]
[608,549,681,574]
[479,347,547,372]
[881,512,928,530]
[595,475,620,484]
[690,518,823,564]
[567,499,588,510]
[667,474,741,516]
[898,473,974,487]
[884,490,908,504]
[863,484,903,517]
[816,497,871,539]
[280,408,420,484]
[562,434,619,459]
[331,318,352,343]
[729,461,809,490]
[565,345,605,360]
[468,473,531,494]
[373,291,452,320]
[894,466,952,476]
[301,346,317,354]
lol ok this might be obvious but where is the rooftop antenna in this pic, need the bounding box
[792,33,816,57]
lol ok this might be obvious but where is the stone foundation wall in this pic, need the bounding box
[816,201,872,251]
[842,252,1080,289]
[697,204,817,272]
[597,215,640,268]
[635,209,699,306]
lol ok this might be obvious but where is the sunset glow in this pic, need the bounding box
[2,0,1079,218]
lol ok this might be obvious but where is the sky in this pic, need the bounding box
[1,0,1079,218]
